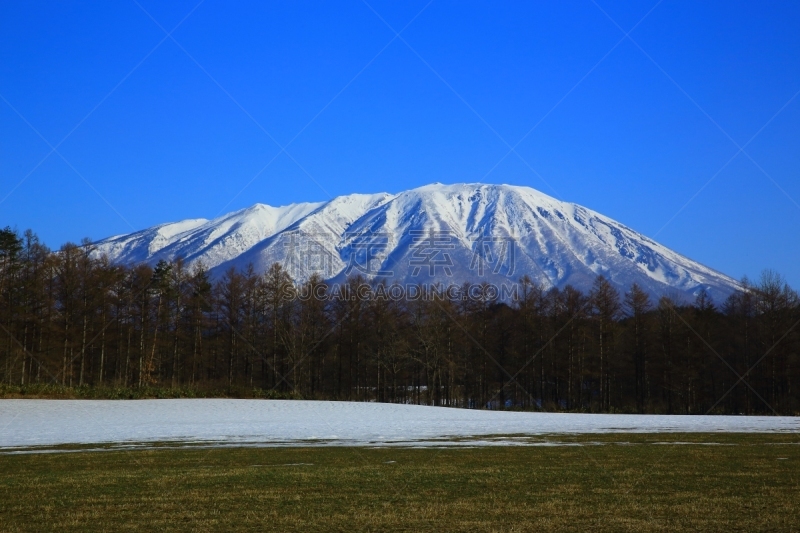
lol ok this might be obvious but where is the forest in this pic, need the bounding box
[1,226,798,415]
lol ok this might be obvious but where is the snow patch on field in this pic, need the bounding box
[0,400,797,450]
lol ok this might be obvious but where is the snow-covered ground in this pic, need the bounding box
[1,400,797,451]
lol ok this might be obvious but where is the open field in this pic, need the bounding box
[2,400,798,450]
[1,433,799,532]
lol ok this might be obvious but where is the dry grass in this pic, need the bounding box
[1,433,798,532]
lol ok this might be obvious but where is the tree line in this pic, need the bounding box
[1,227,798,414]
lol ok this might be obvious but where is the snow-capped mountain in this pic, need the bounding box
[94,183,739,301]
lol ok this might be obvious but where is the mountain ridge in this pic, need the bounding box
[93,183,739,302]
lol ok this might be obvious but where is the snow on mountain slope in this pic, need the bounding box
[221,192,394,277]
[94,201,323,270]
[94,183,739,301]
[95,218,210,264]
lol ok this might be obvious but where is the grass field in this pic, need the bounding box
[2,433,798,532]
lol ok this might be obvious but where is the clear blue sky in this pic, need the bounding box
[1,1,798,287]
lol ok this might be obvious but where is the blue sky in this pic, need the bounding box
[1,1,798,287]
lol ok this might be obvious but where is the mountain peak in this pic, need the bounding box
[93,182,738,300]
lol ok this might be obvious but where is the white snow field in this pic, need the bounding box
[1,400,797,451]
